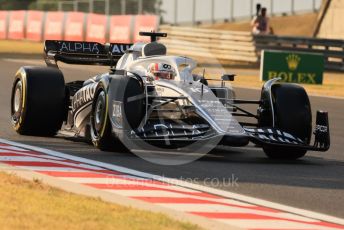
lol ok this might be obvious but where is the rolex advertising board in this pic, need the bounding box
[260,50,324,84]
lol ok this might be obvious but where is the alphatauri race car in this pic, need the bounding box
[11,32,330,160]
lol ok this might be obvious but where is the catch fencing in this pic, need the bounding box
[42,0,321,25]
[0,10,159,43]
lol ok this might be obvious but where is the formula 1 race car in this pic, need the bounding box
[11,32,330,160]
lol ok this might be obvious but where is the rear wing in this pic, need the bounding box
[44,40,132,67]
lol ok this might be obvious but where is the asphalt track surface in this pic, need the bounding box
[0,58,343,218]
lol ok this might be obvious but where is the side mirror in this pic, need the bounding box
[221,74,236,81]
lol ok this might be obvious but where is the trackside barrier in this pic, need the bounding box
[64,12,85,41]
[44,12,65,40]
[134,15,160,42]
[0,11,8,39]
[0,10,159,44]
[8,10,26,40]
[26,11,44,42]
[159,25,344,71]
[86,13,107,43]
[109,15,132,43]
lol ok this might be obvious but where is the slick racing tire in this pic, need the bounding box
[90,84,127,152]
[260,83,312,160]
[90,85,116,151]
[11,66,66,136]
[90,76,145,152]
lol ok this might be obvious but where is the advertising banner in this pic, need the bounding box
[0,11,8,39]
[64,12,85,41]
[8,11,26,40]
[26,11,44,41]
[86,13,107,43]
[44,12,65,40]
[260,50,324,84]
[133,15,159,42]
[109,15,132,43]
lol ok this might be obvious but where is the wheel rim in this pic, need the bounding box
[11,80,23,125]
[93,91,106,134]
[14,81,22,113]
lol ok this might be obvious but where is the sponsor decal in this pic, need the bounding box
[72,83,97,112]
[130,123,206,138]
[267,71,317,84]
[260,50,324,84]
[57,41,130,55]
[112,101,122,118]
[111,101,123,128]
[286,53,300,71]
[60,42,100,54]
[315,124,328,133]
[111,44,131,54]
[162,64,172,70]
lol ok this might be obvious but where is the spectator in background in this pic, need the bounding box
[251,7,271,35]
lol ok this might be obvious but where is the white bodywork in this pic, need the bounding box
[116,42,196,82]
[113,42,244,136]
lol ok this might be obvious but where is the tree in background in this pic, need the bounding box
[0,0,36,10]
[121,0,162,15]
[29,0,60,11]
[24,0,162,15]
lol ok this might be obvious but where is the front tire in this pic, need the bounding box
[90,86,115,151]
[11,66,66,136]
[259,83,312,160]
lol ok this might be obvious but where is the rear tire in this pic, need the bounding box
[259,83,312,160]
[11,66,66,136]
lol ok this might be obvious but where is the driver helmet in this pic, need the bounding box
[147,63,176,80]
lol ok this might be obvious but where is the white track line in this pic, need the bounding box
[0,138,343,226]
[218,219,336,230]
[157,204,317,222]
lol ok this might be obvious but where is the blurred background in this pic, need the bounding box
[0,0,342,71]
[0,0,322,25]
